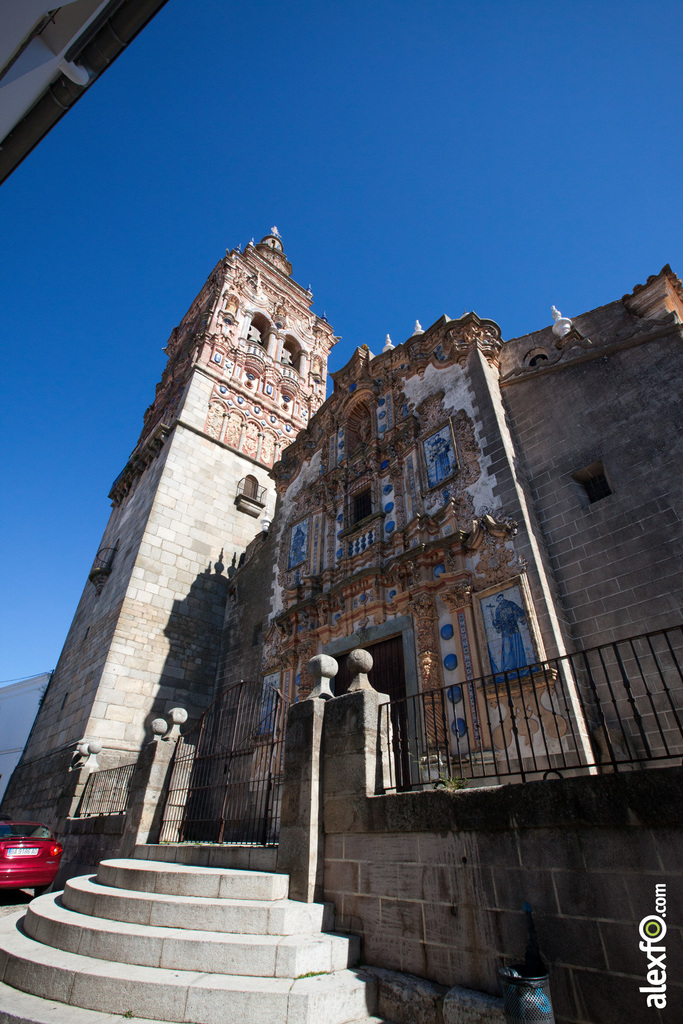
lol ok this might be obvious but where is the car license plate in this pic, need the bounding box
[7,848,39,857]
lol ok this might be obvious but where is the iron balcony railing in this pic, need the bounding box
[379,625,683,791]
[75,762,136,816]
[159,680,289,846]
[236,476,267,505]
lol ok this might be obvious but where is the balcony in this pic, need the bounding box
[244,343,267,366]
[338,512,383,559]
[88,546,117,594]
[235,477,267,517]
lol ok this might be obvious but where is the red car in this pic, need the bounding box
[0,818,63,895]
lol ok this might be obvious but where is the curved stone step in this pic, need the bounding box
[96,860,289,901]
[24,896,358,977]
[62,875,333,935]
[0,983,394,1024]
[0,980,171,1024]
[0,913,377,1024]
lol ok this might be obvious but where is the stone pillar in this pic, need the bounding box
[322,652,391,834]
[277,698,326,902]
[279,651,391,901]
[120,710,187,857]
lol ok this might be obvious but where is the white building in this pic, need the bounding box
[0,673,51,803]
[0,0,169,185]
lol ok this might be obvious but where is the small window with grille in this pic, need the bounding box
[353,488,372,524]
[572,461,612,505]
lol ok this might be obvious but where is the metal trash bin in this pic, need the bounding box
[499,965,555,1024]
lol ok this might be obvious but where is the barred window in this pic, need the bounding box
[353,488,372,524]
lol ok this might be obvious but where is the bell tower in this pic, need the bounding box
[2,231,336,823]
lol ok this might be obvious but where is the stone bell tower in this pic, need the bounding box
[2,230,336,823]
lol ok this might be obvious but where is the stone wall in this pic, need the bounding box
[309,686,682,1024]
[213,524,280,693]
[501,305,683,649]
[274,684,682,1024]
[322,770,682,1023]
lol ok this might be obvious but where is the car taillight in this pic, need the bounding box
[49,844,62,857]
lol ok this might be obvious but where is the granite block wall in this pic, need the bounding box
[322,769,682,1024]
[501,318,683,649]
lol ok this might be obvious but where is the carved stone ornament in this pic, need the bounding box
[472,537,519,588]
[205,402,226,440]
[416,391,448,433]
[408,592,442,691]
[464,513,517,550]
[440,576,473,610]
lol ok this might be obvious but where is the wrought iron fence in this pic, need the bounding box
[379,625,683,791]
[159,679,289,845]
[75,762,136,816]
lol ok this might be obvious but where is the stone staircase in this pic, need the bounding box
[0,859,391,1024]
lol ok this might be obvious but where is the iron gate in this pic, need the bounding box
[159,680,289,845]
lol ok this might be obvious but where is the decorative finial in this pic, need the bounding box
[413,320,423,334]
[383,333,394,352]
[270,225,280,236]
[307,654,339,700]
[551,306,572,338]
[346,648,375,692]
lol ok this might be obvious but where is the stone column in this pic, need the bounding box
[120,709,187,857]
[277,656,336,902]
[322,651,391,834]
[277,699,326,902]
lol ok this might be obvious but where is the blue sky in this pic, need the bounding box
[1,0,682,682]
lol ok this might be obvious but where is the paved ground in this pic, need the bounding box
[0,889,34,918]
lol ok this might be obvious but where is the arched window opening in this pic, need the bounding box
[281,336,302,372]
[524,348,549,368]
[247,313,270,347]
[243,475,259,499]
[236,475,266,515]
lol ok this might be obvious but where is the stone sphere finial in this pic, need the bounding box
[163,707,188,740]
[83,741,101,771]
[307,654,339,700]
[346,648,374,692]
[151,718,168,739]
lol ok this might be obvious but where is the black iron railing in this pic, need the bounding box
[75,762,136,816]
[379,625,683,791]
[236,477,267,505]
[159,680,289,846]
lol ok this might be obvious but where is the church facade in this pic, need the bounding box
[2,236,682,822]
[217,265,683,779]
